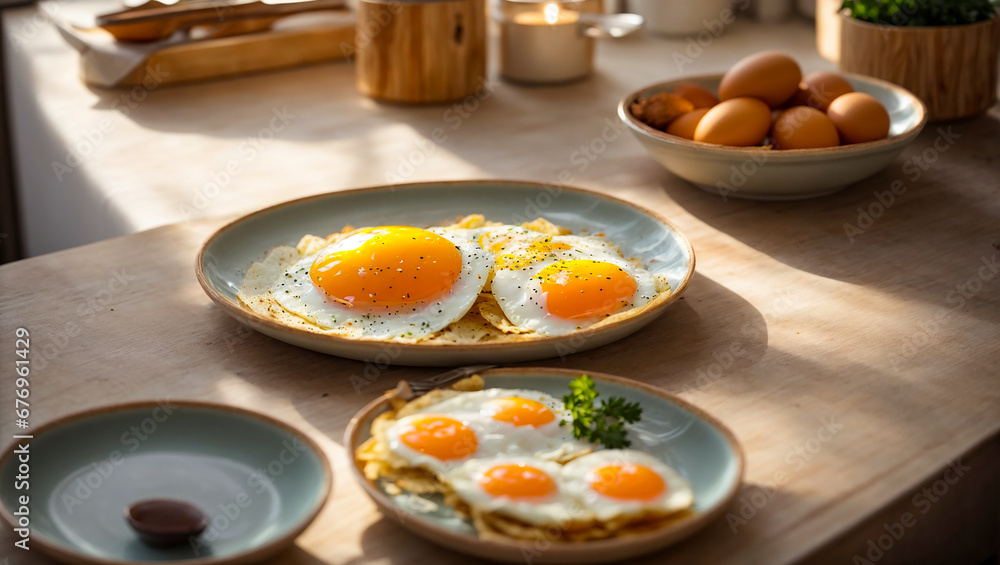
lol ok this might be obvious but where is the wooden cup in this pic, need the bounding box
[355,0,487,104]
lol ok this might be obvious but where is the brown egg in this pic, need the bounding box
[630,92,694,130]
[719,51,802,108]
[666,108,711,140]
[826,92,890,144]
[771,106,840,149]
[673,83,719,109]
[694,97,771,146]
[789,72,854,111]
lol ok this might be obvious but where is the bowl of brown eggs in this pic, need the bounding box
[619,51,927,201]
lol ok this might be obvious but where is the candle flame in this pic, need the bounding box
[543,2,560,24]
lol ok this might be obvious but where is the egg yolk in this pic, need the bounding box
[588,463,665,501]
[309,226,463,310]
[536,260,637,320]
[399,415,478,461]
[478,464,557,499]
[483,397,556,427]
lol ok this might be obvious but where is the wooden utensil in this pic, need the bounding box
[94,22,356,87]
[95,0,347,42]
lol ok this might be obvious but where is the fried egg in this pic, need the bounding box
[384,413,486,474]
[561,450,694,521]
[415,389,594,461]
[442,457,593,527]
[484,230,662,335]
[271,226,490,339]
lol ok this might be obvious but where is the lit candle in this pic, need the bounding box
[513,2,580,25]
[500,1,593,84]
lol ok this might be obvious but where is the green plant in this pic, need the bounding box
[560,375,643,449]
[841,0,998,26]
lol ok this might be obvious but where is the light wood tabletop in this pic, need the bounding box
[3,109,1000,563]
[2,9,1000,565]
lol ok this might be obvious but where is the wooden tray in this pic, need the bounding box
[82,23,355,88]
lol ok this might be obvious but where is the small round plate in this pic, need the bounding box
[0,402,331,565]
[196,181,695,367]
[345,367,744,564]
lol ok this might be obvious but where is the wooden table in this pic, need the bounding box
[3,10,1000,565]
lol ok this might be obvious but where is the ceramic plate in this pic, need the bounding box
[345,367,744,564]
[196,181,695,366]
[0,402,331,565]
[619,73,927,200]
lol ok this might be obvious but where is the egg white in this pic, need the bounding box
[415,389,594,462]
[384,412,489,475]
[561,450,694,521]
[271,227,491,339]
[442,457,594,527]
[489,235,661,335]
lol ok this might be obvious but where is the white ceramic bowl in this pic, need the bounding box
[619,73,927,201]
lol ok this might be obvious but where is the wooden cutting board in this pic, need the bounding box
[83,23,356,88]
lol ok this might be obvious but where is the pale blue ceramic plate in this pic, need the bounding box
[346,367,744,564]
[0,402,331,565]
[197,181,696,367]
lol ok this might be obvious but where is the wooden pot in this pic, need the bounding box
[839,14,1000,121]
[355,0,487,104]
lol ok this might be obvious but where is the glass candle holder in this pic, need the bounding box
[499,0,603,84]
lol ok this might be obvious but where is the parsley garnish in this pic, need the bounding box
[560,375,643,448]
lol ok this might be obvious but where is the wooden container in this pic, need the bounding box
[839,15,1000,121]
[355,0,486,104]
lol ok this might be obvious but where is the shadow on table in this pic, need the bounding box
[351,517,473,565]
[511,273,770,393]
[269,544,330,565]
[211,273,766,448]
[628,481,821,564]
[84,63,361,141]
[659,112,1000,318]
